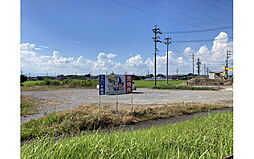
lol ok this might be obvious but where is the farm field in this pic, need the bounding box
[21,112,233,159]
[21,79,98,91]
[134,80,187,88]
[22,79,186,89]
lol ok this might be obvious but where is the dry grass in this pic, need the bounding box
[20,95,39,116]
[21,103,228,141]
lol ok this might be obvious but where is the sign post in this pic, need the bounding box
[98,74,133,112]
[98,94,101,107]
[116,92,118,113]
[131,92,133,111]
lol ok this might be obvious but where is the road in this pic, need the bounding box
[21,87,233,124]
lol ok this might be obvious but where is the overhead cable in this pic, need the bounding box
[163,26,232,34]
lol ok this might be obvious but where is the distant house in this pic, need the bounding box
[209,72,223,79]
[27,77,38,81]
[56,74,67,81]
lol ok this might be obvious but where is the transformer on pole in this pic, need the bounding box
[152,25,162,86]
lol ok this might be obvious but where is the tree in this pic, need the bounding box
[20,75,27,83]
[109,71,115,75]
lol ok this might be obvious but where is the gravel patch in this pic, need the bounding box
[21,88,233,124]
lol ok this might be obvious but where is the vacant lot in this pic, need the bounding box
[21,87,233,124]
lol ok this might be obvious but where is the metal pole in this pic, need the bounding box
[192,53,195,75]
[98,94,101,107]
[197,57,201,76]
[164,37,171,85]
[116,92,118,113]
[154,31,157,86]
[152,25,162,86]
[166,44,168,84]
[131,93,133,110]
[225,50,231,79]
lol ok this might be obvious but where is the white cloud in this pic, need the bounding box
[39,45,49,49]
[181,32,233,72]
[197,46,209,55]
[107,53,117,58]
[126,54,143,67]
[183,47,194,55]
[20,43,35,50]
[34,48,42,51]
[20,32,233,75]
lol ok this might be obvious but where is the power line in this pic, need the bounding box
[166,0,229,24]
[170,41,180,53]
[172,37,233,43]
[163,26,232,34]
[143,0,219,27]
[122,0,151,28]
[110,0,204,29]
[216,0,233,9]
[219,0,233,7]
[199,0,232,13]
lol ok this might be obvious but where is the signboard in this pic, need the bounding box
[99,75,132,95]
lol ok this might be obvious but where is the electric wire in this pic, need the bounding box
[143,0,219,27]
[166,0,229,24]
[110,0,204,29]
[163,26,232,34]
[122,0,152,28]
[172,37,233,43]
[199,0,232,13]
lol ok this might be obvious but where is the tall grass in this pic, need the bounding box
[20,95,38,116]
[21,112,233,159]
[21,104,227,141]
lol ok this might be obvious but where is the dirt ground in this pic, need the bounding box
[21,87,233,124]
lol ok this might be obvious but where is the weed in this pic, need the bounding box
[21,103,227,141]
[21,112,233,159]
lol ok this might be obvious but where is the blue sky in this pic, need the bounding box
[21,0,233,76]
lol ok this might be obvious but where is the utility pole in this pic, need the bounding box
[203,63,206,75]
[192,53,195,75]
[152,25,162,86]
[164,37,171,85]
[197,57,201,76]
[225,50,231,79]
[207,67,209,76]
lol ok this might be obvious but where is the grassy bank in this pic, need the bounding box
[20,95,38,116]
[21,112,233,159]
[134,80,186,88]
[22,79,98,91]
[21,103,227,141]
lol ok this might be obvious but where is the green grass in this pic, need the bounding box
[134,80,187,88]
[21,103,227,141]
[152,85,217,91]
[20,95,38,116]
[22,79,98,91]
[22,81,44,86]
[20,102,36,116]
[21,112,233,159]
